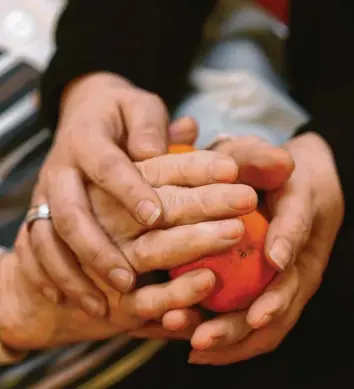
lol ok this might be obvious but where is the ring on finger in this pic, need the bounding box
[26,204,51,230]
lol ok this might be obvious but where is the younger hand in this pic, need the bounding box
[187,133,344,365]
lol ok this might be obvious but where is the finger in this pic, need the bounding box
[123,90,168,160]
[73,127,163,227]
[168,116,198,145]
[213,136,294,190]
[190,311,252,351]
[47,167,136,293]
[189,324,287,365]
[247,266,299,329]
[129,323,192,340]
[128,308,203,340]
[15,224,60,303]
[162,308,203,331]
[265,180,313,270]
[158,183,257,228]
[121,269,215,322]
[123,219,244,273]
[136,150,238,187]
[30,219,108,317]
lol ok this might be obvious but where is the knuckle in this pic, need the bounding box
[92,155,119,186]
[134,290,163,320]
[53,209,78,239]
[197,190,213,216]
[27,267,48,289]
[142,160,162,187]
[84,244,109,270]
[131,238,154,272]
[54,276,84,297]
[294,213,311,240]
[141,92,166,111]
[159,186,186,225]
[175,155,195,184]
[30,225,47,257]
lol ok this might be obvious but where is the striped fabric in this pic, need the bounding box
[0,47,165,389]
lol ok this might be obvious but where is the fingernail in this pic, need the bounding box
[257,314,272,328]
[193,270,215,292]
[170,317,186,331]
[269,239,292,270]
[81,296,106,317]
[109,268,134,292]
[227,191,256,211]
[199,338,214,350]
[217,219,244,240]
[136,200,161,226]
[169,122,182,137]
[209,158,237,182]
[42,287,59,303]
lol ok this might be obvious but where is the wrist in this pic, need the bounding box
[0,252,119,352]
[0,252,58,351]
[60,72,132,112]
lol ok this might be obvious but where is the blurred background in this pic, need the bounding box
[0,0,306,245]
[0,0,287,73]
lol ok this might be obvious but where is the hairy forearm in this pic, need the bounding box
[0,252,118,352]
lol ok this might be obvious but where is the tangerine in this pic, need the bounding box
[168,144,275,312]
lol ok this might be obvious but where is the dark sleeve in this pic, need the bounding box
[287,0,354,221]
[39,0,216,131]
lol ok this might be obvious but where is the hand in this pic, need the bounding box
[127,136,295,339]
[21,71,198,314]
[15,150,257,340]
[186,133,344,365]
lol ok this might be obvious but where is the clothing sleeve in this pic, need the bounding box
[39,0,217,131]
[288,0,354,221]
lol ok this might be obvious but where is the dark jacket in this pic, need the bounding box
[40,0,354,222]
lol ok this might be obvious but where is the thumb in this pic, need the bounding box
[212,136,295,190]
[265,182,313,271]
[168,116,199,145]
[247,266,299,329]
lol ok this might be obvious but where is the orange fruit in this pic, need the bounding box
[168,144,196,154]
[168,144,275,312]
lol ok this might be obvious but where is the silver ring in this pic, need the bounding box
[26,204,51,229]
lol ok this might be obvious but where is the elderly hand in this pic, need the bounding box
[13,149,258,347]
[185,133,344,365]
[128,134,343,365]
[21,71,200,315]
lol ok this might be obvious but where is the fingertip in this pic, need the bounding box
[136,199,163,227]
[42,286,61,304]
[209,156,238,183]
[246,291,282,328]
[80,295,107,318]
[241,147,295,190]
[193,268,216,289]
[108,268,136,293]
[248,313,272,329]
[169,116,199,145]
[162,310,188,331]
[190,320,215,349]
